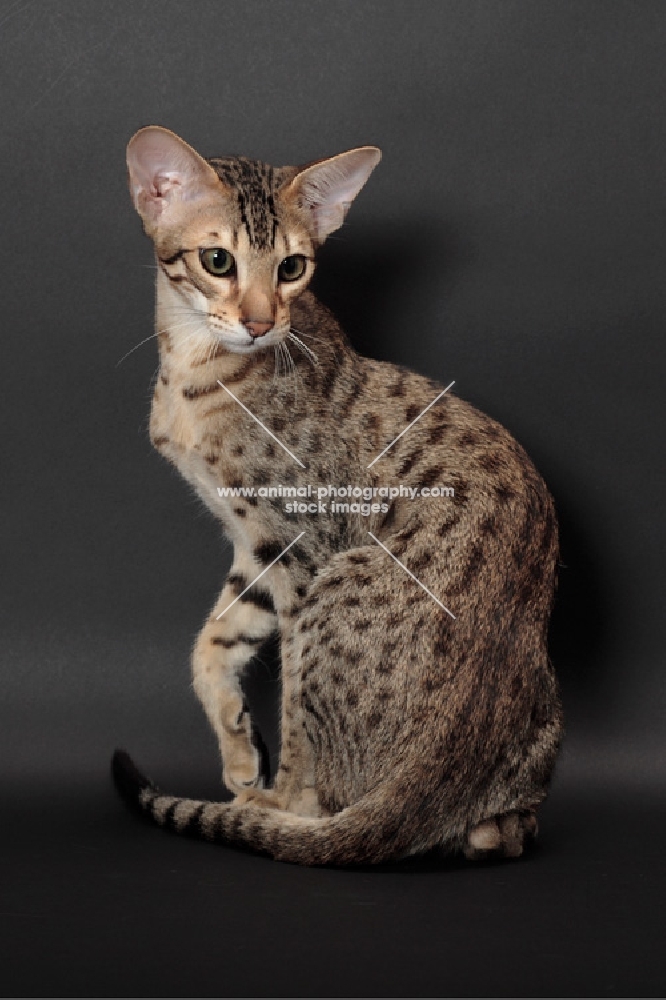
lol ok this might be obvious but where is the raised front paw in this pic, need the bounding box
[221,704,270,796]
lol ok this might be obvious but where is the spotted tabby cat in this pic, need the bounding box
[112,126,562,865]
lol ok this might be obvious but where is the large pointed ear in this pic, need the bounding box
[126,126,223,231]
[284,146,381,242]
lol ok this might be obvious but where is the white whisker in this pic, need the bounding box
[116,331,159,367]
[290,324,326,346]
[283,338,304,400]
[288,329,320,367]
[277,340,287,380]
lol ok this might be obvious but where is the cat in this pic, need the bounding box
[112,125,562,866]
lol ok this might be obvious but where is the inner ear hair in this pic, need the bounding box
[126,125,224,230]
[285,146,381,242]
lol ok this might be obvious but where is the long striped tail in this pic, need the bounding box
[112,749,443,866]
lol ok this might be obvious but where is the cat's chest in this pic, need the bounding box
[149,367,241,516]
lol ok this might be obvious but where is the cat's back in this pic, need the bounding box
[292,291,556,565]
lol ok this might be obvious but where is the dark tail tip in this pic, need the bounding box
[112,748,156,808]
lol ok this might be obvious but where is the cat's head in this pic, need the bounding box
[126,126,380,354]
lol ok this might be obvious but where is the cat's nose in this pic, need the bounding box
[243,319,274,339]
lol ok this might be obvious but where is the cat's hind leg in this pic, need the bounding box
[463,810,538,860]
[192,550,277,797]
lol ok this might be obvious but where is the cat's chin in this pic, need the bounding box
[220,342,261,355]
[203,331,260,355]
[210,329,289,356]
[218,340,282,356]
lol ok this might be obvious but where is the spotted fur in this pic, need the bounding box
[114,126,562,866]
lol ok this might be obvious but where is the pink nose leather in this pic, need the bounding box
[244,320,273,339]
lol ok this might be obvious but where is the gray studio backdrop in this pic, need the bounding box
[2,1,664,793]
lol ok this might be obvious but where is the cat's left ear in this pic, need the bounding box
[285,146,381,242]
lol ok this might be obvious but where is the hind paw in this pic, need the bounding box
[464,809,538,860]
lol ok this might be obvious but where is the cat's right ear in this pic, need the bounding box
[126,126,222,232]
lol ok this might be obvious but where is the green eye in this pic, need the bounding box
[278,254,307,283]
[200,247,235,277]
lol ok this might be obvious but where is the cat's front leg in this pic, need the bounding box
[192,551,277,797]
[234,615,320,818]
